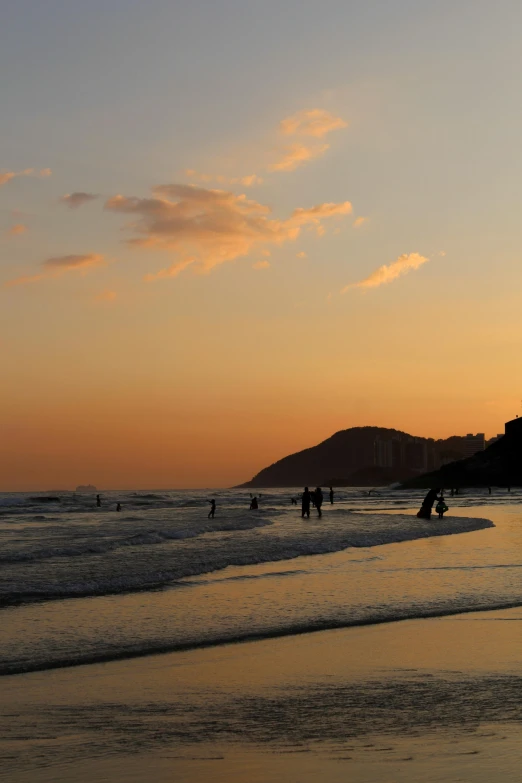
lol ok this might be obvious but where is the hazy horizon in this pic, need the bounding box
[1,421,507,492]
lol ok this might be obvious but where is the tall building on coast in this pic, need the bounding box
[373,435,428,472]
[461,433,486,459]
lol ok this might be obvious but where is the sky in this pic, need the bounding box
[2,0,522,490]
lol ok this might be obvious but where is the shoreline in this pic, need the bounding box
[6,591,522,680]
[4,607,522,782]
[0,511,496,677]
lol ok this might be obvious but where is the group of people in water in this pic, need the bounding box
[99,485,509,523]
[298,486,332,518]
[208,494,262,517]
[207,487,335,520]
[207,487,335,519]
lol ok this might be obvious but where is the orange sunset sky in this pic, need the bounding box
[2,1,522,490]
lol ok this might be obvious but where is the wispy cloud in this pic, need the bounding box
[185,107,347,184]
[268,108,347,173]
[185,170,263,187]
[105,183,352,280]
[296,251,307,258]
[280,109,347,138]
[4,253,104,288]
[60,192,99,209]
[7,223,27,237]
[268,143,329,173]
[342,253,429,292]
[292,202,352,224]
[43,254,104,270]
[353,216,369,228]
[252,260,270,270]
[0,168,51,187]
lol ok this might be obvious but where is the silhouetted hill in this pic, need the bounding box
[238,427,469,488]
[400,417,522,488]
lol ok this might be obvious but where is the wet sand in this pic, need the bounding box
[4,607,522,783]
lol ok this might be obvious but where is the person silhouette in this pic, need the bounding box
[116,503,121,512]
[435,494,448,519]
[207,499,216,519]
[301,487,311,518]
[291,497,297,505]
[417,488,441,520]
[329,486,334,504]
[96,494,101,508]
[250,496,258,510]
[315,487,324,518]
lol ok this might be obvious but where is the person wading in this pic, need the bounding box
[301,487,311,518]
[315,487,324,518]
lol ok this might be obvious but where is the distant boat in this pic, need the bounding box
[76,484,97,493]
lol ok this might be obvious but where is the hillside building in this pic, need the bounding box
[462,433,485,458]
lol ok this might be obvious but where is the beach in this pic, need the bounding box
[2,490,522,781]
[4,609,522,783]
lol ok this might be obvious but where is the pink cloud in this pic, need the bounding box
[268,143,329,173]
[280,109,348,138]
[4,253,104,288]
[105,183,352,280]
[184,170,263,187]
[342,252,429,292]
[0,168,51,187]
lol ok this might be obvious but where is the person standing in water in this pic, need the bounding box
[435,494,448,519]
[96,494,101,508]
[301,487,311,518]
[329,486,334,504]
[250,496,258,510]
[315,487,324,518]
[207,499,216,518]
[116,503,121,512]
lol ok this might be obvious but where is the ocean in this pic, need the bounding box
[0,486,517,675]
[4,488,522,782]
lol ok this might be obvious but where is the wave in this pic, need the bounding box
[0,515,274,564]
[0,514,494,607]
[2,596,521,677]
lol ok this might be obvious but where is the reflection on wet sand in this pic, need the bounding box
[3,611,522,782]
